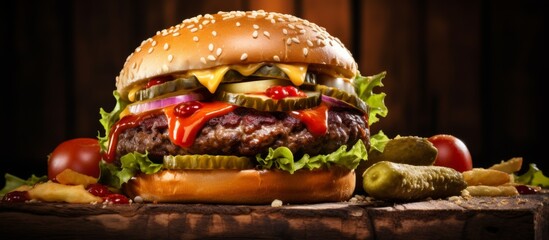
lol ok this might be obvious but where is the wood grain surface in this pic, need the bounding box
[1,193,547,239]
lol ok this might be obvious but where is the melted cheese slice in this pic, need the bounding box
[193,66,230,93]
[190,63,308,94]
[275,63,308,86]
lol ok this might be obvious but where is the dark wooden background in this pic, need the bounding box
[2,0,547,184]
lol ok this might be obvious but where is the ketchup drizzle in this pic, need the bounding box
[105,109,163,162]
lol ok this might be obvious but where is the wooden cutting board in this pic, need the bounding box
[0,193,547,240]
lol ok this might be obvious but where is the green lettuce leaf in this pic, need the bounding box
[98,152,163,189]
[98,91,129,153]
[256,139,368,174]
[369,130,390,153]
[0,173,47,196]
[354,71,388,125]
[515,163,549,188]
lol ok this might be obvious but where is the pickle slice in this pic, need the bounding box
[163,155,254,170]
[223,64,316,84]
[216,91,321,112]
[135,76,202,101]
[218,79,291,93]
[315,85,368,112]
[316,75,355,94]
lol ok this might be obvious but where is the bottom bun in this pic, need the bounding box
[123,167,356,204]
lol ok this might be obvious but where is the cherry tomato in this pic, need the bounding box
[48,138,102,181]
[428,134,473,172]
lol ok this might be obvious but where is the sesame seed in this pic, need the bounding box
[273,55,280,61]
[163,43,170,50]
[240,53,248,61]
[202,20,210,25]
[187,24,195,29]
[151,40,157,47]
[162,64,169,71]
[300,29,306,34]
[200,57,207,64]
[282,29,288,35]
[252,30,258,38]
[190,28,198,33]
[253,24,259,29]
[208,43,214,51]
[286,38,292,45]
[303,47,308,56]
[193,36,199,42]
[317,39,324,46]
[270,19,276,24]
[173,32,180,37]
[207,55,216,61]
[148,47,154,54]
[136,47,142,52]
[263,31,270,38]
[216,48,222,56]
[291,37,300,43]
[307,40,313,47]
[212,30,217,37]
[236,22,241,27]
[288,23,295,29]
[168,54,173,62]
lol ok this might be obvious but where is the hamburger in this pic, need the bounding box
[98,10,387,204]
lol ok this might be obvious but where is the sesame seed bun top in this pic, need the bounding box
[116,10,358,99]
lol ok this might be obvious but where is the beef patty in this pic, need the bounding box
[116,107,369,161]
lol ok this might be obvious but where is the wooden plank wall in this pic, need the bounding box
[2,0,547,182]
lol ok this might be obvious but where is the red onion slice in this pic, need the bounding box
[321,95,355,109]
[127,93,204,115]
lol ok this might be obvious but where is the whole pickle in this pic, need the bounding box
[355,136,438,194]
[362,161,467,201]
[368,136,438,167]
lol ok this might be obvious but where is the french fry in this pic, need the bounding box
[27,181,102,204]
[55,168,97,187]
[464,185,518,197]
[13,185,33,192]
[488,157,523,174]
[462,168,511,186]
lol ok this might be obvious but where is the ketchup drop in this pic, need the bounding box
[2,191,30,203]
